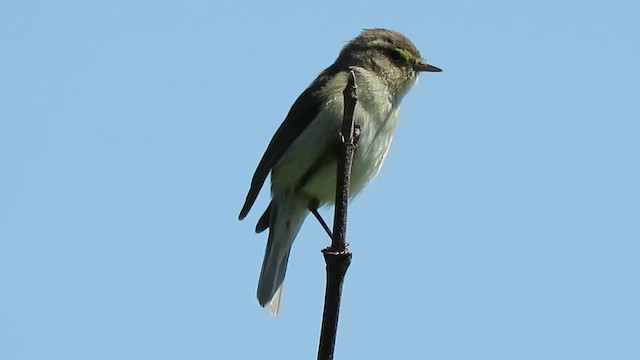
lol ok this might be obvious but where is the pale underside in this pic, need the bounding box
[260,67,417,314]
[270,67,414,205]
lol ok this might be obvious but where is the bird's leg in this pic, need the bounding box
[309,205,333,239]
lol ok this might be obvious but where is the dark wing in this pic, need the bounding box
[238,68,337,220]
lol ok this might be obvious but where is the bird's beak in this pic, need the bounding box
[415,59,442,72]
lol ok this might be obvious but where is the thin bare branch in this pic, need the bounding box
[317,68,358,360]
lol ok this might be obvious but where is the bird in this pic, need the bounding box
[239,28,441,315]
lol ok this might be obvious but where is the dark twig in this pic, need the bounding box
[317,69,358,360]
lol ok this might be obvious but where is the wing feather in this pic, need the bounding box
[238,66,339,220]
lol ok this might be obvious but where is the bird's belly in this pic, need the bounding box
[350,119,396,194]
[297,107,399,204]
[271,68,401,206]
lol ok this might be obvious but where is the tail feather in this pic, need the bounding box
[262,250,289,315]
[255,201,271,233]
[257,193,308,315]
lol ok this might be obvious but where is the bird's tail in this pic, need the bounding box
[257,193,308,315]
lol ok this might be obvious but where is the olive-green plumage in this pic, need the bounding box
[239,29,441,315]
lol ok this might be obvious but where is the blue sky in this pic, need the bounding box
[1,0,639,359]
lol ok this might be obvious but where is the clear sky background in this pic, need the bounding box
[1,1,639,359]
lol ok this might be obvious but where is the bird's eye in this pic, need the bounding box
[389,48,408,62]
[389,48,405,62]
